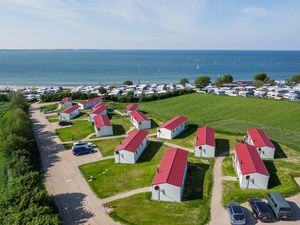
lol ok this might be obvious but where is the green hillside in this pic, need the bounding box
[0,102,9,189]
[140,93,300,151]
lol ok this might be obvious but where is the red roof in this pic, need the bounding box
[152,148,188,187]
[247,128,275,149]
[80,96,103,105]
[116,130,149,152]
[89,105,107,115]
[235,143,269,176]
[125,103,139,112]
[92,102,106,110]
[62,104,80,114]
[94,115,111,128]
[62,97,72,103]
[160,116,188,130]
[130,111,149,123]
[196,127,215,147]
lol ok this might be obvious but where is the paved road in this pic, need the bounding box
[30,102,119,225]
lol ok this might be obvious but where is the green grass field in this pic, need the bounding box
[222,156,236,177]
[46,114,59,122]
[56,120,94,142]
[110,113,132,135]
[80,142,168,198]
[140,93,300,152]
[40,103,59,112]
[92,138,123,156]
[105,158,214,225]
[222,159,300,206]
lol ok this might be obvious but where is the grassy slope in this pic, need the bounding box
[40,103,58,112]
[92,138,124,156]
[140,93,300,151]
[105,158,214,225]
[0,102,9,189]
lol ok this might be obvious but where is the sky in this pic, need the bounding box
[0,0,299,50]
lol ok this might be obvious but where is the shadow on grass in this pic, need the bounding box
[264,160,281,189]
[108,112,117,119]
[182,162,210,201]
[151,119,159,129]
[215,138,230,157]
[73,112,88,120]
[113,124,126,135]
[174,124,198,140]
[138,141,163,163]
[272,140,287,159]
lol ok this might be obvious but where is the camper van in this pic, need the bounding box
[267,192,292,219]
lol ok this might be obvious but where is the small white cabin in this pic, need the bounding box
[195,127,215,157]
[94,115,113,137]
[130,111,151,130]
[59,105,80,122]
[157,116,188,140]
[78,96,103,109]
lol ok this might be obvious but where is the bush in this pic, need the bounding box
[40,92,98,102]
[122,80,133,85]
[194,76,211,89]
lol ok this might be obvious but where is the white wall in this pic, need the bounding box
[89,109,108,122]
[240,173,269,190]
[194,144,215,157]
[95,125,113,137]
[115,138,148,164]
[151,183,182,202]
[157,122,186,139]
[79,99,102,109]
[59,109,80,122]
[131,117,151,130]
[246,137,275,159]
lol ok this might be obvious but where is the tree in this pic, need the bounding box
[194,76,211,89]
[285,74,300,87]
[122,80,133,86]
[9,92,28,110]
[222,74,233,83]
[179,78,189,86]
[254,73,267,81]
[98,86,107,94]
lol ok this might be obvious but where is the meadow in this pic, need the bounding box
[0,102,9,189]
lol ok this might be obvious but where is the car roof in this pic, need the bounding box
[254,201,270,212]
[268,192,290,208]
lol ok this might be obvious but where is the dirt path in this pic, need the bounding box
[30,102,120,225]
[100,187,151,204]
[209,156,227,225]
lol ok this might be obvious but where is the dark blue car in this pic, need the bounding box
[72,146,93,156]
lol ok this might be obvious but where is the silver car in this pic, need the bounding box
[227,202,246,225]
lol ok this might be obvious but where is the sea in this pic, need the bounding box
[0,50,299,86]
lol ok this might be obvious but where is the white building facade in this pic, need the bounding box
[157,116,188,140]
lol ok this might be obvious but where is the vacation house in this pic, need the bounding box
[115,130,149,164]
[92,101,106,110]
[59,104,80,122]
[61,97,72,108]
[152,148,188,202]
[157,116,188,139]
[89,104,108,123]
[246,128,276,159]
[234,143,270,190]
[130,111,151,130]
[124,103,139,115]
[94,115,113,137]
[195,127,215,157]
[78,96,103,109]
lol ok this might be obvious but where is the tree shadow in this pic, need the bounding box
[215,138,230,157]
[53,192,94,224]
[182,162,209,201]
[108,112,117,119]
[272,140,287,159]
[138,141,163,163]
[174,124,198,140]
[264,160,281,189]
[113,124,126,135]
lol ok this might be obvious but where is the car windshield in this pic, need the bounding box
[255,202,269,212]
[233,215,245,221]
[232,206,243,214]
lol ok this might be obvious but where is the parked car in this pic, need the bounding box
[73,141,95,149]
[227,202,246,225]
[43,109,55,114]
[72,145,93,156]
[248,197,273,222]
[267,192,292,219]
[59,121,72,126]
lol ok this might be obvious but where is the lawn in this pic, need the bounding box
[139,93,300,152]
[40,103,58,112]
[222,156,236,177]
[105,158,214,225]
[56,120,94,142]
[0,102,9,188]
[109,113,132,135]
[92,138,124,156]
[106,101,128,111]
[222,160,300,206]
[80,141,167,198]
[46,114,59,122]
[0,102,9,118]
